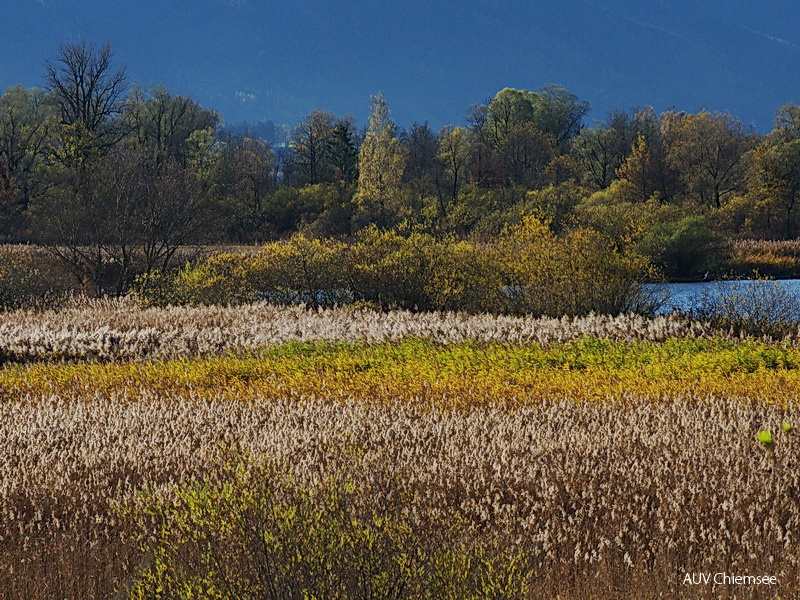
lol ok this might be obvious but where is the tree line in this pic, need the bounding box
[2,42,800,295]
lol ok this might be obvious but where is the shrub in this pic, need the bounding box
[172,253,256,306]
[428,239,503,313]
[129,270,179,307]
[130,223,661,317]
[250,234,348,308]
[637,215,729,278]
[122,452,531,600]
[347,227,504,313]
[688,277,800,339]
[573,189,655,248]
[0,245,76,309]
[347,226,445,311]
[519,182,584,233]
[493,216,659,316]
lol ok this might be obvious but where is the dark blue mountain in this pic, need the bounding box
[2,0,799,131]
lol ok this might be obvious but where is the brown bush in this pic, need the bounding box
[0,245,78,309]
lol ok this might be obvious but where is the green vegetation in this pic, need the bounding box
[6,335,800,407]
[123,453,530,600]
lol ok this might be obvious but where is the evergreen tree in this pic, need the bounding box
[326,118,358,184]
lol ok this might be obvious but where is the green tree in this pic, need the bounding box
[437,125,471,212]
[0,85,55,237]
[616,135,662,202]
[774,102,800,136]
[748,106,800,238]
[126,85,220,166]
[571,125,624,191]
[662,110,756,208]
[485,88,538,146]
[614,110,681,204]
[533,84,590,152]
[326,117,359,184]
[481,88,558,189]
[213,133,275,241]
[403,121,441,204]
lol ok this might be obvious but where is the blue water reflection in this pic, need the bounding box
[648,279,800,314]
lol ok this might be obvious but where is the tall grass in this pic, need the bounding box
[0,389,798,599]
[1,300,798,598]
[0,298,714,364]
[730,239,800,277]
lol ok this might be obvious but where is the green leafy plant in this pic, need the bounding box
[121,451,532,600]
[757,429,774,452]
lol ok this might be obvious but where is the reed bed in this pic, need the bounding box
[0,389,797,599]
[1,302,797,598]
[731,239,800,276]
[0,298,720,364]
[734,239,800,260]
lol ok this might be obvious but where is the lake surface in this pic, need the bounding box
[649,279,800,314]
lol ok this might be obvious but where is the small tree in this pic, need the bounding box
[437,125,471,208]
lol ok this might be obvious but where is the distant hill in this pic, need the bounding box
[2,0,799,130]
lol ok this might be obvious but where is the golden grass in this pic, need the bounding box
[1,338,799,407]
[1,388,798,599]
[730,238,800,276]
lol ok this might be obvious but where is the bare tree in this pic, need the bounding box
[127,85,219,166]
[36,147,208,295]
[46,42,128,155]
[291,110,335,185]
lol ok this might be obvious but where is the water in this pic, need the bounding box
[648,279,800,314]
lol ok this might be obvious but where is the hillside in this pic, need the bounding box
[2,0,799,128]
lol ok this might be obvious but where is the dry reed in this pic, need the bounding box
[0,299,796,599]
[0,298,717,363]
[0,389,798,599]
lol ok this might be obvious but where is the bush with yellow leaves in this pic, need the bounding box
[134,219,658,316]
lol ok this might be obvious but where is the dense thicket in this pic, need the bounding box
[3,42,800,299]
[132,221,656,316]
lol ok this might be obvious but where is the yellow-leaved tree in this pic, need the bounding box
[354,93,407,228]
